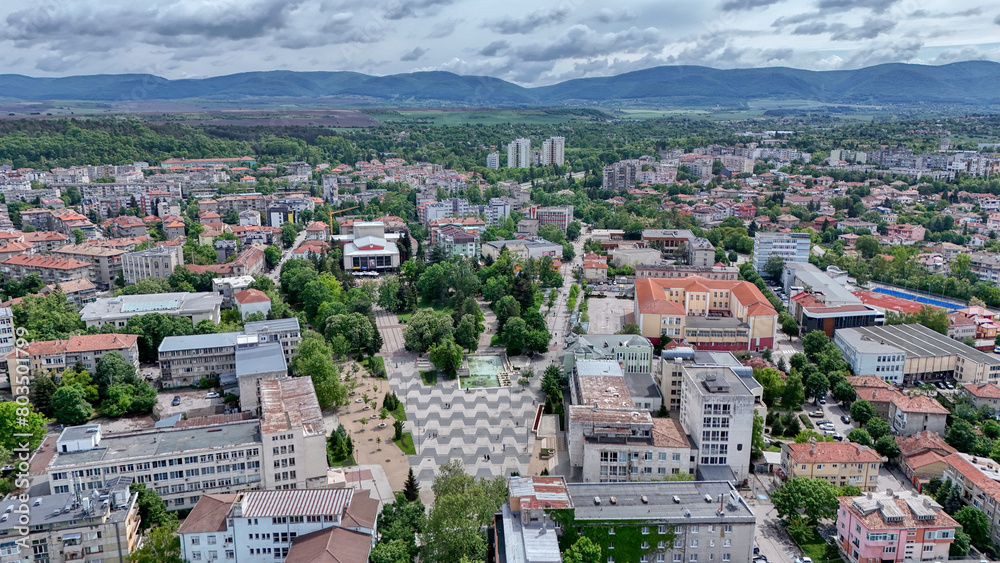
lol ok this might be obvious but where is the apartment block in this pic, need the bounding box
[679,364,756,482]
[562,333,654,375]
[0,254,90,284]
[540,136,565,166]
[836,491,956,563]
[7,334,139,376]
[0,479,141,563]
[752,232,811,272]
[177,488,376,563]
[52,243,126,289]
[602,160,639,190]
[526,204,574,232]
[507,138,531,168]
[121,245,185,284]
[486,151,500,169]
[780,442,881,490]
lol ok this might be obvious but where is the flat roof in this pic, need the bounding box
[567,481,754,522]
[783,262,860,305]
[82,292,222,322]
[51,421,260,467]
[159,331,240,352]
[235,343,287,376]
[838,323,1000,365]
[245,317,301,333]
[57,424,101,443]
[625,372,662,401]
[0,490,134,531]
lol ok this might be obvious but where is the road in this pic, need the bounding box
[268,229,308,281]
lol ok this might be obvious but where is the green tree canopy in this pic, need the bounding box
[771,477,839,525]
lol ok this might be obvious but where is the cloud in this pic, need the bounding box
[842,39,923,68]
[815,0,900,14]
[426,19,459,39]
[791,19,895,40]
[483,7,570,35]
[383,0,455,20]
[588,8,635,24]
[772,11,824,27]
[995,14,1000,25]
[478,40,511,57]
[719,0,784,11]
[507,25,662,62]
[400,47,428,61]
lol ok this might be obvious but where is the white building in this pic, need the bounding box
[752,232,811,273]
[541,136,565,166]
[679,364,756,482]
[486,151,500,169]
[120,245,184,284]
[507,138,531,169]
[177,488,377,563]
[80,292,223,328]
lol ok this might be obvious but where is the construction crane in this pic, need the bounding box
[328,205,360,230]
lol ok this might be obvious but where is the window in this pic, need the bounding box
[609,528,615,535]
[690,525,699,533]
[883,547,896,554]
[673,556,682,563]
[723,539,731,547]
[658,541,666,549]
[642,527,649,535]
[608,558,615,563]
[690,540,699,548]
[659,525,667,534]
[923,546,933,552]
[722,556,730,562]
[191,553,202,560]
[191,538,200,546]
[207,536,217,545]
[641,542,649,549]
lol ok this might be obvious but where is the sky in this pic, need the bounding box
[1,0,999,86]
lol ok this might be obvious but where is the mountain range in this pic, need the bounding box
[2,61,1000,107]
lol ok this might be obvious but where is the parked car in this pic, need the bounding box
[945,382,955,389]
[808,411,824,418]
[819,397,827,404]
[841,415,851,424]
[795,557,813,563]
[206,392,220,399]
[819,423,835,431]
[935,381,945,389]
[832,433,844,441]
[171,396,181,406]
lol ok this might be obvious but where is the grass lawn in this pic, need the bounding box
[390,404,406,421]
[328,455,356,467]
[789,527,837,563]
[393,432,416,455]
[421,370,438,385]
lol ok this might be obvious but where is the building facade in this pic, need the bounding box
[780,442,881,490]
[121,246,185,285]
[836,491,956,563]
[679,364,756,482]
[752,232,811,273]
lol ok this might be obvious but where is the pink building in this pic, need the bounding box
[885,223,926,243]
[836,491,957,563]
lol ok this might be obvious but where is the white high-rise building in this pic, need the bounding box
[486,151,500,169]
[679,364,756,482]
[541,136,565,166]
[507,138,531,168]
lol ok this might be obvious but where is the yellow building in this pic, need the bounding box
[781,441,882,491]
[633,276,778,350]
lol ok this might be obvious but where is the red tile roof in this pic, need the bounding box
[1,254,89,270]
[964,382,1000,399]
[14,334,137,358]
[786,442,882,464]
[234,289,270,304]
[635,276,777,317]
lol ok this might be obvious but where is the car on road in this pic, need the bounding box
[206,392,220,399]
[841,415,851,424]
[171,396,180,406]
[819,397,827,404]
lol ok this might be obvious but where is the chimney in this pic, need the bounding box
[811,442,816,454]
[857,444,862,454]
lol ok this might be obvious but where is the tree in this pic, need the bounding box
[403,309,454,352]
[378,492,425,562]
[51,386,93,425]
[454,314,480,352]
[500,317,529,355]
[422,460,507,563]
[0,401,47,453]
[832,380,857,404]
[563,536,602,563]
[850,399,876,426]
[752,413,766,457]
[127,518,183,563]
[404,468,420,502]
[72,229,86,244]
[95,351,137,390]
[780,314,799,339]
[130,482,172,531]
[771,477,839,524]
[855,235,880,259]
[377,275,403,312]
[837,484,863,497]
[291,331,346,408]
[617,322,640,335]
[954,505,991,548]
[762,255,784,280]
[29,373,59,416]
[264,245,282,269]
[874,435,900,458]
[369,540,412,563]
[428,338,464,376]
[804,372,830,402]
[781,371,805,409]
[865,417,891,441]
[324,313,380,356]
[802,330,831,360]
[493,295,521,330]
[755,367,785,406]
[281,222,298,248]
[847,428,873,447]
[946,418,979,453]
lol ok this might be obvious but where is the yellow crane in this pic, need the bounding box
[328,205,360,230]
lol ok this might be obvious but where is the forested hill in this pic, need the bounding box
[2,61,1000,107]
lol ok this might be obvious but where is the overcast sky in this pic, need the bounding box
[1,0,998,86]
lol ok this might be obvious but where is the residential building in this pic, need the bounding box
[687,237,715,268]
[602,160,639,190]
[80,292,223,329]
[884,223,926,244]
[887,394,949,437]
[486,151,500,169]
[212,275,256,307]
[780,442,881,490]
[52,244,126,289]
[245,318,303,365]
[752,232,811,272]
[633,276,778,350]
[0,254,90,284]
[540,136,565,166]
[0,307,13,367]
[582,252,608,283]
[834,323,1000,384]
[678,363,756,482]
[0,479,141,563]
[432,224,480,259]
[177,488,377,563]
[40,278,98,309]
[6,334,139,376]
[121,245,185,284]
[654,348,762,415]
[498,479,757,563]
[235,344,287,412]
[896,431,956,491]
[961,382,1000,411]
[507,138,531,168]
[942,452,1000,547]
[21,230,70,253]
[835,491,957,563]
[234,289,271,320]
[46,377,326,510]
